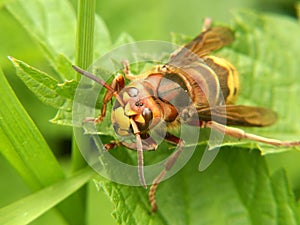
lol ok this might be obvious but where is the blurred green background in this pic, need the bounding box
[0,0,298,224]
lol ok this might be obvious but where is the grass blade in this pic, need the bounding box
[0,167,95,225]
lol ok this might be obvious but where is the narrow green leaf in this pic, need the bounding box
[0,66,88,224]
[296,2,300,22]
[0,67,64,189]
[0,167,95,225]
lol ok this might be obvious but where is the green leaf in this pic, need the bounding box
[93,14,112,59]
[95,148,300,225]
[9,57,79,125]
[55,54,77,80]
[0,167,95,225]
[0,65,86,224]
[270,170,299,225]
[296,2,300,22]
[8,57,108,126]
[9,57,67,108]
[225,10,300,154]
[6,0,112,80]
[92,10,300,225]
[50,100,73,126]
[169,10,300,155]
[154,10,300,155]
[0,66,64,190]
[6,0,76,62]
[173,10,300,146]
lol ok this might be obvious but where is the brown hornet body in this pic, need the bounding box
[73,22,300,212]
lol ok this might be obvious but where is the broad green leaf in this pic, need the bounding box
[172,10,300,155]
[226,10,300,154]
[93,10,300,225]
[170,11,300,155]
[0,167,95,225]
[270,170,299,225]
[95,148,300,225]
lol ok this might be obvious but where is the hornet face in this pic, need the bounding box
[111,84,160,138]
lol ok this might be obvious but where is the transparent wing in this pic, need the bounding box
[197,105,278,127]
[169,27,234,66]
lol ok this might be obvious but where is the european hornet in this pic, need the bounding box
[73,20,300,212]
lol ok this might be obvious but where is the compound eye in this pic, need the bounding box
[142,108,153,125]
[127,87,138,97]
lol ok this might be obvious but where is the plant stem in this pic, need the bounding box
[72,0,96,219]
[75,0,96,72]
[72,0,96,172]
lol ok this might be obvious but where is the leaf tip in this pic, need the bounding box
[7,56,15,62]
[7,56,19,67]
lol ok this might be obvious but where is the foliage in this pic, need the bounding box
[0,0,300,224]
